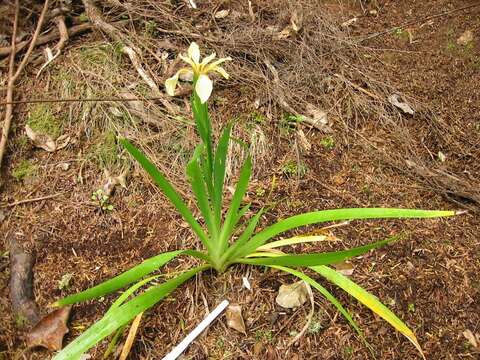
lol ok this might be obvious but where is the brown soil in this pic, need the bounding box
[1,1,479,359]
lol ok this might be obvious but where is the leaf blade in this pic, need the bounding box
[54,250,185,306]
[239,208,454,257]
[186,145,217,240]
[53,266,208,360]
[120,139,210,249]
[311,265,424,358]
[238,237,394,267]
[217,157,252,252]
[213,124,232,223]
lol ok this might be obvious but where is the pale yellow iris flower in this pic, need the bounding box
[165,42,232,103]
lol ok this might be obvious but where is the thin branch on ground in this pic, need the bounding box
[0,0,20,172]
[0,0,50,171]
[2,193,63,208]
[9,235,40,327]
[287,282,314,347]
[54,15,69,52]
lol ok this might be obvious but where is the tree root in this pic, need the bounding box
[9,237,40,328]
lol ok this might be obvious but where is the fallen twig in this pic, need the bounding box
[0,21,131,58]
[0,0,50,171]
[54,15,69,52]
[287,281,314,347]
[0,0,19,172]
[0,95,169,107]
[2,193,63,208]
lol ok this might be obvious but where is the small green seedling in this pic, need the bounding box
[320,136,335,150]
[91,189,114,212]
[281,160,308,178]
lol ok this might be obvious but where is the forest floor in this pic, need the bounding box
[0,0,479,359]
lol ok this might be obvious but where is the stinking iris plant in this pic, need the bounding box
[53,43,457,359]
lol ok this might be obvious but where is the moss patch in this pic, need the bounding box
[12,160,37,182]
[26,104,61,138]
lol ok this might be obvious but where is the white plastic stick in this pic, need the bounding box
[161,300,229,360]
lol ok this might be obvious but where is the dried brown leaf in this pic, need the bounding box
[25,125,70,152]
[119,312,143,360]
[25,125,56,152]
[463,329,480,350]
[276,281,309,309]
[214,9,230,19]
[333,261,354,276]
[388,94,414,115]
[302,104,332,132]
[226,304,246,334]
[457,30,473,46]
[26,306,71,351]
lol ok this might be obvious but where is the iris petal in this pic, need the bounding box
[195,74,213,103]
[179,54,196,69]
[201,52,217,66]
[188,42,201,64]
[213,66,229,79]
[165,72,180,96]
[204,57,232,73]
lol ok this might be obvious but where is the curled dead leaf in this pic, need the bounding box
[463,329,480,350]
[25,125,70,152]
[276,9,303,39]
[26,306,71,351]
[333,261,354,276]
[388,94,414,115]
[102,169,128,197]
[457,30,473,46]
[302,104,332,132]
[296,129,311,152]
[214,9,230,19]
[341,17,358,28]
[276,280,309,309]
[226,304,246,334]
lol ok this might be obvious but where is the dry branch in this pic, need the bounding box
[0,0,50,170]
[54,15,69,52]
[0,23,95,58]
[0,1,19,171]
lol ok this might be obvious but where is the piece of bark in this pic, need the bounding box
[9,237,40,327]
